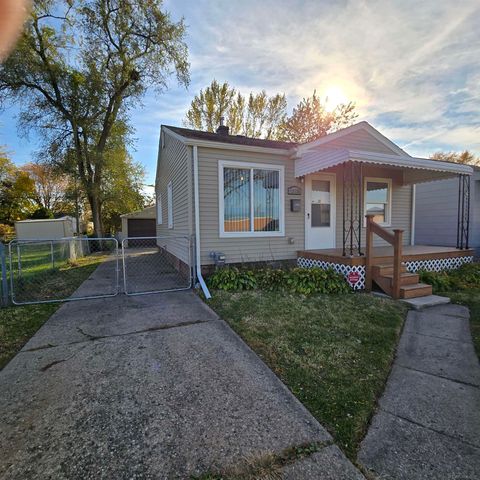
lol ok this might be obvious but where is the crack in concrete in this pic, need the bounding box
[24,319,211,353]
[395,363,480,389]
[379,408,480,450]
[40,345,88,372]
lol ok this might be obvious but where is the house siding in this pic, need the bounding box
[315,129,399,155]
[197,147,303,265]
[415,172,479,251]
[155,131,193,264]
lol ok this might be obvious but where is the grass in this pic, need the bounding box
[0,252,108,370]
[207,290,407,460]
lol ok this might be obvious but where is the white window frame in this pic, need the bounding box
[157,193,163,225]
[364,177,392,227]
[218,160,285,238]
[167,181,173,229]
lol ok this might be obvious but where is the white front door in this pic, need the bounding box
[305,173,336,249]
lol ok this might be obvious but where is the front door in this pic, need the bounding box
[305,173,336,249]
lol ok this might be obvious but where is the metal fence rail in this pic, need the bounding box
[122,236,192,295]
[9,237,119,305]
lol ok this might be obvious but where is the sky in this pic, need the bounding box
[1,0,479,188]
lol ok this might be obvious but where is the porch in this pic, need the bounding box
[297,245,474,293]
[297,245,475,267]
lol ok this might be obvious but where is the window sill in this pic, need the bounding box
[219,231,285,238]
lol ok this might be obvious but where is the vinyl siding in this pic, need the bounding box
[155,131,193,264]
[197,147,303,265]
[415,173,479,249]
[329,164,412,248]
[315,129,399,155]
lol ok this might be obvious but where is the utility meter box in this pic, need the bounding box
[290,199,301,212]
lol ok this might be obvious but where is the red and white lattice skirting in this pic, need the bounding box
[297,255,474,290]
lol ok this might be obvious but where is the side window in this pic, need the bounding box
[364,178,392,225]
[167,181,173,229]
[157,193,163,225]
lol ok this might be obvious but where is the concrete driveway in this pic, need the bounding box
[0,267,364,479]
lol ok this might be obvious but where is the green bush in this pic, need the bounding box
[418,269,456,291]
[419,263,480,293]
[207,266,257,291]
[207,266,350,295]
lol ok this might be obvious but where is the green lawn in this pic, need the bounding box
[0,253,108,370]
[207,290,407,460]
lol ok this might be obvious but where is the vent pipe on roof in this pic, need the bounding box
[216,116,229,136]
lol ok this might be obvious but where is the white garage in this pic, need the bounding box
[15,216,76,240]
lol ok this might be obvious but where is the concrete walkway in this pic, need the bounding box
[359,304,480,479]
[0,266,364,479]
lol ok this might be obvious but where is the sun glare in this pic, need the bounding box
[323,86,349,112]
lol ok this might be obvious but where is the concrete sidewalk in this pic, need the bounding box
[359,304,480,480]
[0,266,364,479]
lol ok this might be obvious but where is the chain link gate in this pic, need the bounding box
[9,238,119,305]
[121,236,192,295]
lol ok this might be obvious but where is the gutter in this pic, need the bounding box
[193,145,211,299]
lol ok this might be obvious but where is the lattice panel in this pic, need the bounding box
[406,256,473,273]
[297,257,366,290]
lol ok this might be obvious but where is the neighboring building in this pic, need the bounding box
[415,168,480,255]
[155,121,473,298]
[15,216,76,240]
[120,205,156,240]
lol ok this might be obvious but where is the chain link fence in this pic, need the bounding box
[121,236,192,295]
[9,237,119,305]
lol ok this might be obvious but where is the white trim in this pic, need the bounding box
[163,126,292,156]
[218,160,285,238]
[304,173,336,249]
[364,177,392,227]
[157,194,163,225]
[296,121,409,157]
[167,181,173,229]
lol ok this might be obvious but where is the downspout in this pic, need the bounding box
[193,145,211,299]
[410,184,416,246]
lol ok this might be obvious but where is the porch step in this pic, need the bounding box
[380,272,420,287]
[372,264,407,277]
[400,283,433,299]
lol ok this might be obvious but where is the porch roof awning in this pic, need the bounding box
[294,148,473,182]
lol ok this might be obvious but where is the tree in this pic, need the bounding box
[430,151,480,166]
[0,148,35,224]
[30,206,54,219]
[22,162,69,212]
[0,0,189,236]
[278,91,358,143]
[184,80,287,139]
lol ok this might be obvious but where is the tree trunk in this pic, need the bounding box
[89,193,104,238]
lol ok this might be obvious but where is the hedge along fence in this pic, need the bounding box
[206,266,351,295]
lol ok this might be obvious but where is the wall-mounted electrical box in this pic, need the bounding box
[209,251,226,266]
[290,199,301,212]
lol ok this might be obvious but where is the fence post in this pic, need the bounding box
[0,243,8,306]
[51,241,55,269]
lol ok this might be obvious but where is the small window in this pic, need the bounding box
[219,161,284,237]
[364,178,392,225]
[157,194,163,225]
[167,181,173,229]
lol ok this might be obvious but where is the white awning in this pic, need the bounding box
[295,148,473,183]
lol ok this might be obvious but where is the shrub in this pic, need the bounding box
[207,266,350,295]
[257,268,288,291]
[418,269,455,291]
[285,267,350,295]
[207,266,257,291]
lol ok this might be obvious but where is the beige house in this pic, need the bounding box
[155,121,473,299]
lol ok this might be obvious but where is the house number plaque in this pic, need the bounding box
[287,186,302,195]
